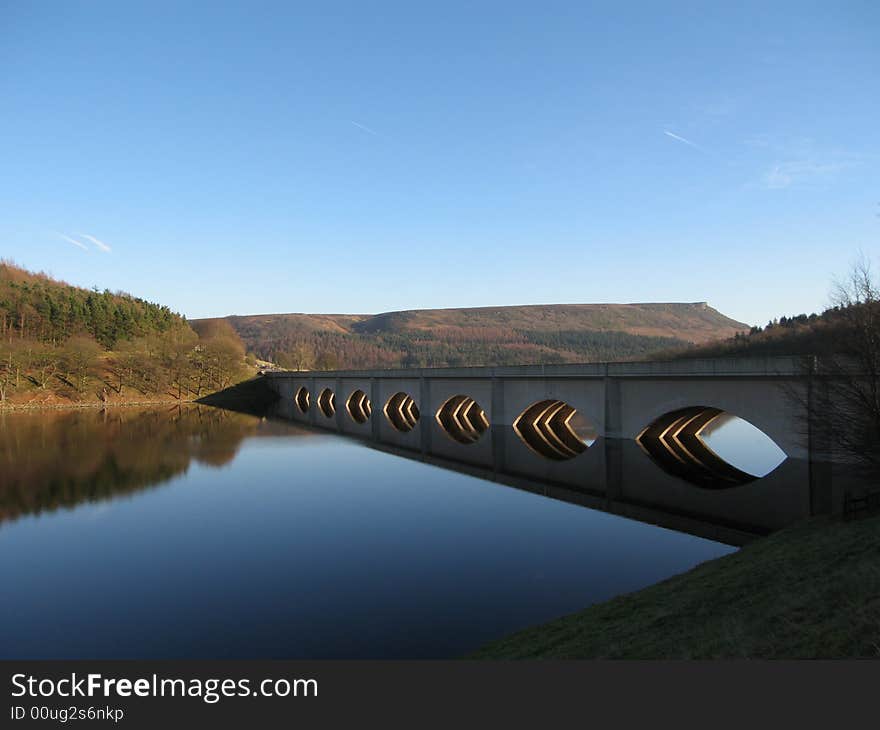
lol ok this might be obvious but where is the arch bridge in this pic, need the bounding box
[263,356,840,542]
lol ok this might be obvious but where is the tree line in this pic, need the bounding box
[663,307,853,360]
[0,262,252,405]
[0,260,180,346]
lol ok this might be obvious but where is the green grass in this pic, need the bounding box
[470,513,880,659]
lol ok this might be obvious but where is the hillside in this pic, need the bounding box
[0,262,252,406]
[660,307,848,360]
[0,259,185,346]
[200,302,748,370]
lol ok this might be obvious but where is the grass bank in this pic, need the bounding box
[471,513,880,659]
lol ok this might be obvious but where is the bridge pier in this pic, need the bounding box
[420,376,431,455]
[491,375,506,476]
[603,367,622,439]
[370,377,381,442]
[335,376,344,430]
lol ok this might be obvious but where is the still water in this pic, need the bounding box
[0,406,737,659]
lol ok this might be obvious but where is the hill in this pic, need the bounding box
[660,307,848,360]
[200,302,748,370]
[0,259,185,346]
[0,261,252,406]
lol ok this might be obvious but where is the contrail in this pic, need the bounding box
[56,232,88,250]
[349,120,379,136]
[77,233,112,253]
[663,130,707,153]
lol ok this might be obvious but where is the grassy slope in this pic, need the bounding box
[471,514,880,659]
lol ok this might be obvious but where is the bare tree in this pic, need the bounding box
[808,254,880,471]
[60,336,102,395]
[276,343,314,371]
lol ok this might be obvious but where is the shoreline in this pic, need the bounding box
[0,376,277,413]
[0,397,199,412]
[469,512,880,659]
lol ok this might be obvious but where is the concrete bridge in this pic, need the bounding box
[264,356,817,458]
[263,355,843,544]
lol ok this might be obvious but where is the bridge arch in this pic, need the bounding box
[384,392,420,432]
[294,386,310,414]
[435,395,489,444]
[512,399,596,461]
[317,388,336,419]
[623,380,807,461]
[346,389,372,424]
[636,406,787,488]
[293,386,312,413]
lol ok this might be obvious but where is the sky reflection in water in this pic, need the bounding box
[0,406,734,659]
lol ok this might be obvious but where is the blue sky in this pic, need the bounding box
[1,1,877,325]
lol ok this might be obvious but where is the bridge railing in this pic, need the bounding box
[262,355,809,380]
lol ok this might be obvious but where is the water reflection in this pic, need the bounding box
[699,414,788,477]
[512,399,596,460]
[0,404,740,659]
[270,396,833,546]
[0,406,309,525]
[435,395,489,444]
[0,400,822,547]
[636,408,787,489]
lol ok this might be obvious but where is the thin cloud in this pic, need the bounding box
[77,233,112,253]
[663,130,708,154]
[55,232,88,250]
[762,160,855,190]
[746,135,861,190]
[349,120,379,136]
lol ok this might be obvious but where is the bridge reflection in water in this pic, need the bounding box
[268,399,817,548]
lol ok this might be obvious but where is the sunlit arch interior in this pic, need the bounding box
[317,388,336,419]
[346,389,372,424]
[636,406,786,488]
[435,395,490,444]
[294,386,310,414]
[512,399,596,460]
[384,392,420,432]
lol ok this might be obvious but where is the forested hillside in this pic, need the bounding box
[0,260,183,346]
[203,302,748,369]
[0,262,252,406]
[662,308,847,360]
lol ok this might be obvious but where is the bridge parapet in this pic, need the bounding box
[263,355,807,381]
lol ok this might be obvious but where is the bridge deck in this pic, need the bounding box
[263,355,807,380]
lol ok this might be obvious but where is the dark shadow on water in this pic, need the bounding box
[195,376,280,415]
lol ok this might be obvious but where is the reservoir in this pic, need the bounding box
[0,405,746,658]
